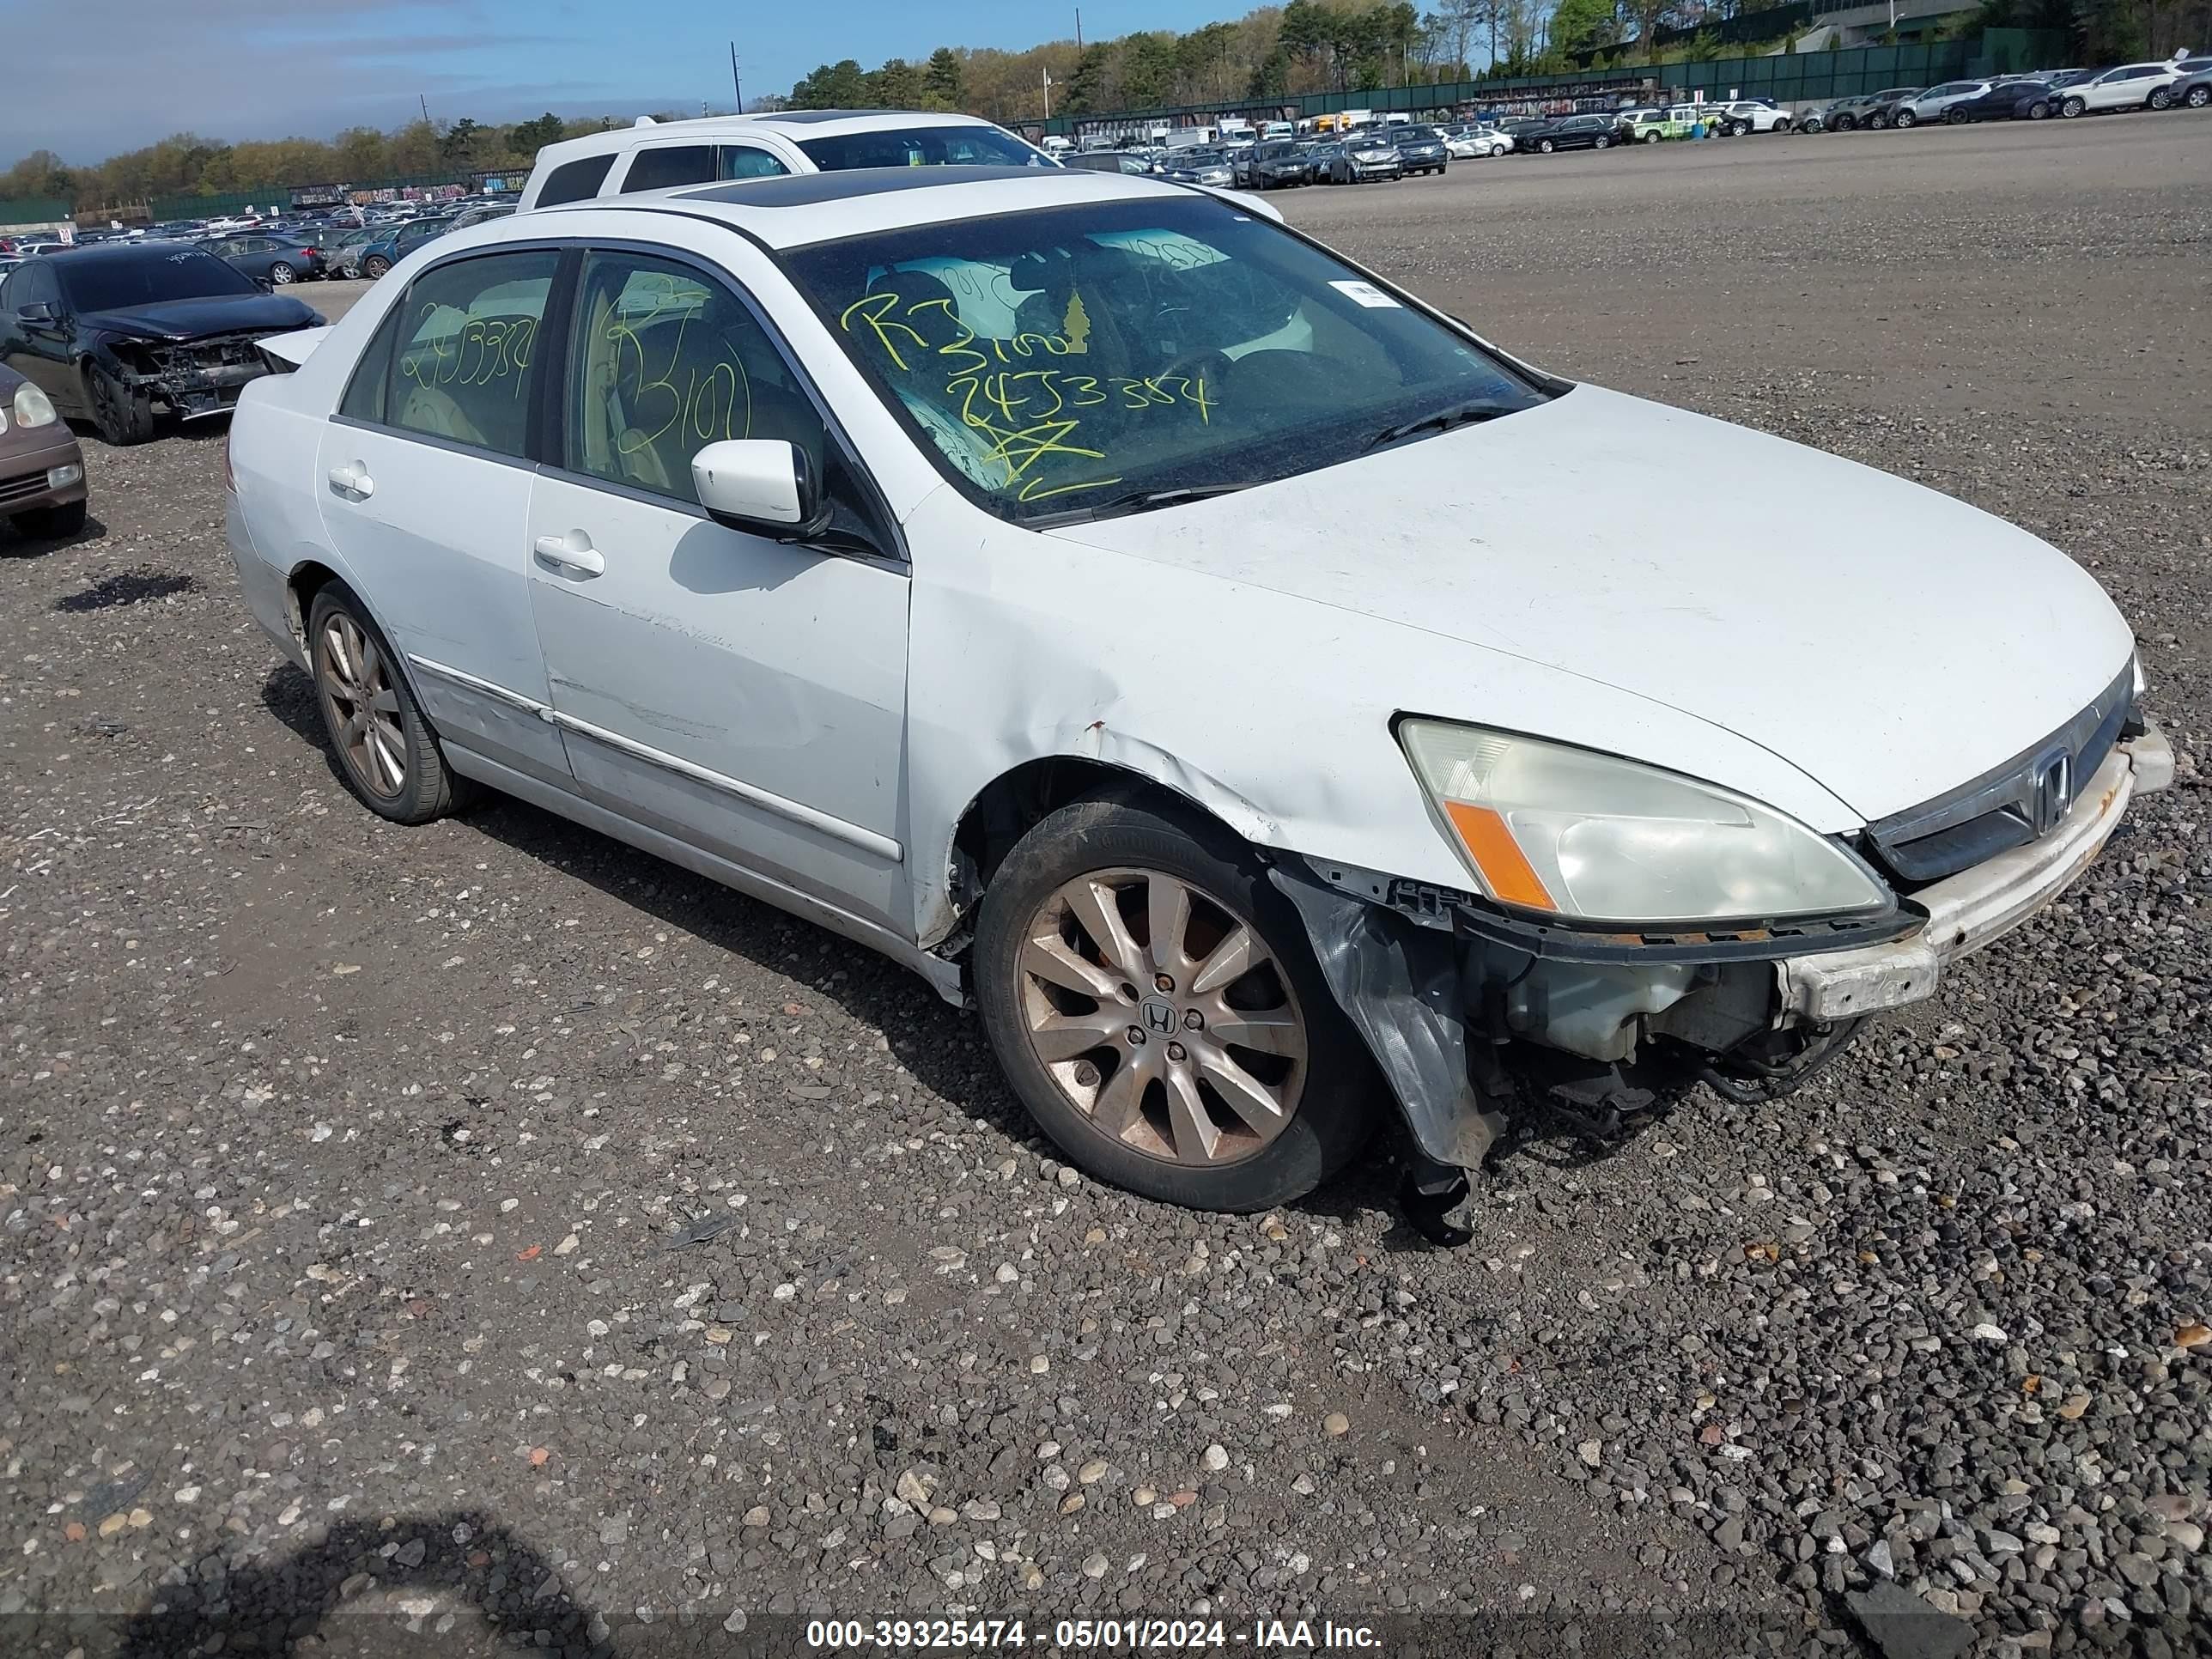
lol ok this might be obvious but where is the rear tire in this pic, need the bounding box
[2189,85,2211,108]
[269,261,296,284]
[307,582,471,825]
[362,253,392,277]
[2148,87,2172,109]
[10,499,87,540]
[973,797,1374,1212]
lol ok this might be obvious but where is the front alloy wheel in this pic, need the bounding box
[1015,866,1307,1169]
[974,798,1371,1212]
[2061,97,2085,117]
[1894,108,1917,128]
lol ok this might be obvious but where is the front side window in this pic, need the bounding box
[795,125,1051,171]
[787,196,1543,523]
[563,250,824,504]
[386,250,556,458]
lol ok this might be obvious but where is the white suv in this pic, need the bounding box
[1899,82,1991,125]
[517,111,1058,209]
[1711,99,1793,134]
[2059,60,2190,115]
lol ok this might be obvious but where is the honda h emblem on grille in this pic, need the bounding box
[2033,753,2072,836]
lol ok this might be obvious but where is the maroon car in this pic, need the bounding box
[0,361,88,539]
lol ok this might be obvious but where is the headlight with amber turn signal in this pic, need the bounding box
[1397,720,1890,927]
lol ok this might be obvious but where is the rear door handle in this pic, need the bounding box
[534,532,605,577]
[327,462,374,498]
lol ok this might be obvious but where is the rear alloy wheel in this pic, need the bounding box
[268,261,296,284]
[84,362,155,447]
[307,583,469,824]
[2147,87,2173,109]
[362,253,392,277]
[2061,96,2086,117]
[2189,85,2211,107]
[975,799,1372,1212]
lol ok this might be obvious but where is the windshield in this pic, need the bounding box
[795,125,1053,170]
[58,246,258,313]
[786,196,1544,522]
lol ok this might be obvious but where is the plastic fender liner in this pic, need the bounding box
[1271,857,1503,1171]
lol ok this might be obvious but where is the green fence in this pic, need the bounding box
[1042,33,2035,134]
[0,196,71,228]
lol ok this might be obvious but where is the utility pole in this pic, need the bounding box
[1076,8,1084,50]
[1042,66,1054,118]
[730,42,744,114]
[419,93,431,124]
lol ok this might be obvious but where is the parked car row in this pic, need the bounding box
[1799,56,2212,131]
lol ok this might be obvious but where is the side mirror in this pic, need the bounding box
[18,301,55,324]
[691,439,823,538]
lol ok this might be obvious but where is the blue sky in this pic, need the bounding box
[0,0,1258,162]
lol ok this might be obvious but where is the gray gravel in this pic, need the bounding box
[3,112,2209,1655]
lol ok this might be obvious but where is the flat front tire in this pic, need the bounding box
[84,362,155,446]
[307,582,469,824]
[973,797,1373,1212]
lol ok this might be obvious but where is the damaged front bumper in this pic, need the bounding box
[1274,724,2172,1170]
[114,335,282,418]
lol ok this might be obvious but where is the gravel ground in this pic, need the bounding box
[4,114,2209,1656]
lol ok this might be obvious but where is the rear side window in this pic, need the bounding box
[386,250,559,459]
[535,155,615,205]
[340,306,400,424]
[722,145,787,179]
[623,146,716,192]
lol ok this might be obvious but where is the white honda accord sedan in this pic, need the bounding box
[225,166,2168,1216]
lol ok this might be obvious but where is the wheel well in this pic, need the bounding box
[947,757,1232,919]
[285,560,341,647]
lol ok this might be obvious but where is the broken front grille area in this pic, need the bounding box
[1862,663,2136,887]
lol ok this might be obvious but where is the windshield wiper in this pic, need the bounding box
[1364,398,1516,453]
[1028,481,1261,526]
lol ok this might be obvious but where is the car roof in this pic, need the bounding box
[525,164,1198,251]
[530,108,1013,171]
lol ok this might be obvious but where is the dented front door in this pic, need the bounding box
[522,470,912,935]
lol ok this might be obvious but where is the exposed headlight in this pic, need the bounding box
[12,380,58,428]
[1397,720,1889,926]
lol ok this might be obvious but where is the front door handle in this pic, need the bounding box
[534,532,605,577]
[327,462,374,498]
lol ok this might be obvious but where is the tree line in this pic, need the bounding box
[0,112,635,214]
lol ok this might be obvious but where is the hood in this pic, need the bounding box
[1043,384,2136,824]
[82,293,321,342]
